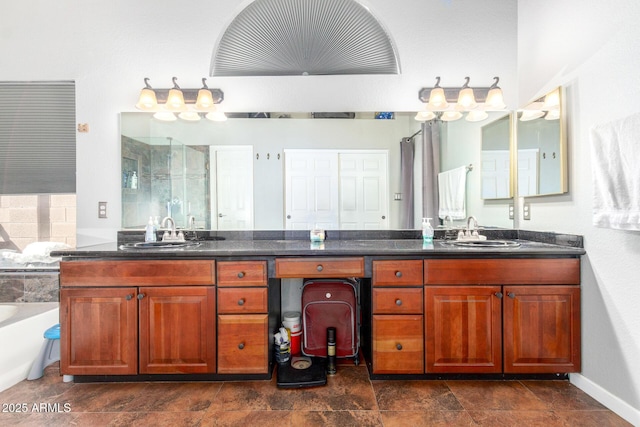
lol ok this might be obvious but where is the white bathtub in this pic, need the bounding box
[0,302,59,392]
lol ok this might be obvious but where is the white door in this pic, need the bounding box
[210,146,254,230]
[517,149,540,197]
[339,152,389,229]
[284,150,339,230]
[481,150,511,199]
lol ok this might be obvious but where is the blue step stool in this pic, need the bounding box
[27,324,61,380]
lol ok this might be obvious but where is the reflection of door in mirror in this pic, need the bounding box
[284,149,389,230]
[211,146,254,230]
[480,114,512,200]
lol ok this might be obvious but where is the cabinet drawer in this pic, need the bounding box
[424,258,580,285]
[218,261,267,287]
[372,288,423,314]
[217,314,268,374]
[372,314,424,374]
[60,260,216,287]
[218,287,268,314]
[275,257,364,278]
[373,260,423,286]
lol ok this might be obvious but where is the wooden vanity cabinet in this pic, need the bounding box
[60,260,217,376]
[424,258,581,374]
[371,260,424,374]
[216,261,269,374]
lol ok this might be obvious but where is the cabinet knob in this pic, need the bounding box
[137,293,145,300]
[125,294,133,301]
[237,272,245,279]
[316,265,323,272]
[508,292,516,299]
[395,271,402,278]
[237,298,245,306]
[396,343,403,351]
[494,292,503,299]
[395,299,402,306]
[238,342,245,350]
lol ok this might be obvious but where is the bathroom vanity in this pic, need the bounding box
[54,230,584,382]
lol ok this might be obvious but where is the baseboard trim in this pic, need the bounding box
[570,373,640,426]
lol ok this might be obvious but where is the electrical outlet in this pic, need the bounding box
[508,203,514,220]
[77,123,89,133]
[394,193,402,201]
[98,201,107,218]
[523,202,531,220]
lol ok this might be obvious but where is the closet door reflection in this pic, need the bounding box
[211,146,254,230]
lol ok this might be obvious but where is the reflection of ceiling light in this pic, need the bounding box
[178,111,202,121]
[153,111,177,121]
[427,77,449,110]
[485,77,506,110]
[441,111,463,122]
[544,109,560,120]
[520,110,545,121]
[466,110,488,122]
[414,110,436,121]
[543,88,560,110]
[206,110,228,122]
[135,78,158,111]
[456,77,477,110]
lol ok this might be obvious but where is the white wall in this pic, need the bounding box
[518,1,640,424]
[2,0,517,244]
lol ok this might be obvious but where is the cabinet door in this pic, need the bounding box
[60,287,138,375]
[503,286,581,373]
[372,314,423,374]
[425,286,502,373]
[217,314,268,374]
[138,286,216,374]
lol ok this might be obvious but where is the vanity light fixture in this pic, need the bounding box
[135,78,158,111]
[456,77,477,110]
[417,76,506,122]
[135,77,225,122]
[427,77,449,110]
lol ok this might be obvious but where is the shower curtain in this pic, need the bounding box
[399,137,415,229]
[422,120,441,222]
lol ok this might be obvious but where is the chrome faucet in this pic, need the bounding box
[466,215,478,236]
[160,217,184,242]
[187,215,196,230]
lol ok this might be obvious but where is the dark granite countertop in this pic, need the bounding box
[52,232,585,259]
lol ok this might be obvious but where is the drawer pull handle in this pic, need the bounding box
[508,292,516,299]
[237,272,245,279]
[396,343,403,351]
[395,299,402,306]
[125,294,133,301]
[494,292,503,299]
[137,293,145,300]
[238,342,245,350]
[316,265,323,272]
[237,298,245,306]
[395,271,402,278]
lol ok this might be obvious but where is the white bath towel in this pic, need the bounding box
[438,166,467,220]
[590,112,640,230]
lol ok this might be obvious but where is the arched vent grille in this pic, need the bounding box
[211,0,400,76]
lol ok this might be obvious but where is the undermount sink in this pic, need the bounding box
[120,241,201,250]
[450,239,521,248]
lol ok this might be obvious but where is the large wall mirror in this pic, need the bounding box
[121,111,516,231]
[516,87,567,197]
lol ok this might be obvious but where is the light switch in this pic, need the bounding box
[523,202,531,220]
[508,204,514,220]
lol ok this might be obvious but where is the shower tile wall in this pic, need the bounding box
[0,273,59,302]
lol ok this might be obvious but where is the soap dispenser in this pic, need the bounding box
[422,218,434,242]
[145,216,156,242]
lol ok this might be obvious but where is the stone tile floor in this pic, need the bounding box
[0,362,631,426]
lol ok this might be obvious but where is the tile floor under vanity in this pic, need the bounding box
[0,362,631,427]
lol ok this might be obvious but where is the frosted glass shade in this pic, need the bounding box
[153,111,177,121]
[206,111,228,122]
[195,89,216,111]
[441,111,463,121]
[543,88,560,110]
[485,87,506,110]
[135,88,158,111]
[178,111,202,121]
[520,110,544,121]
[427,87,449,110]
[165,88,186,112]
[415,110,436,121]
[456,87,477,110]
[466,110,488,122]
